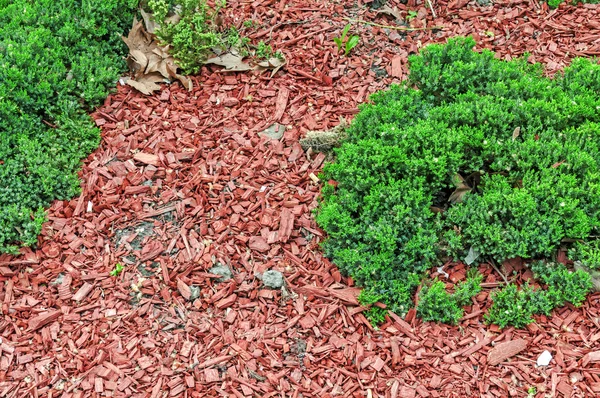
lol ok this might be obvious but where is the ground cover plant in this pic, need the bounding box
[315,36,600,326]
[0,0,137,254]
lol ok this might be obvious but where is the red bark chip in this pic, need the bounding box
[278,207,294,243]
[72,282,94,301]
[487,339,528,366]
[177,279,192,300]
[273,87,290,122]
[28,310,61,331]
[248,236,270,252]
[133,152,160,166]
[391,55,403,79]
[399,386,416,398]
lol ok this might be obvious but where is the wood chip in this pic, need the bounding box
[487,339,528,366]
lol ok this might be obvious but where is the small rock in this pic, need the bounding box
[261,270,285,289]
[209,263,233,282]
[537,350,552,366]
[51,273,65,285]
[259,123,285,140]
[189,285,200,301]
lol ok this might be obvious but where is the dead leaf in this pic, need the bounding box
[449,173,472,204]
[256,55,287,77]
[140,9,158,34]
[122,17,193,94]
[377,5,402,20]
[552,160,566,168]
[205,51,253,71]
[512,126,521,141]
[123,74,164,95]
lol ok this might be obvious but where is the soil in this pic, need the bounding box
[1,0,600,397]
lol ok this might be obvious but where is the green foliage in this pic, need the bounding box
[484,283,543,328]
[416,271,482,324]
[547,0,600,9]
[333,24,359,56]
[569,240,600,270]
[110,263,125,276]
[453,270,483,306]
[316,36,600,325]
[485,262,593,328]
[0,0,137,254]
[148,1,281,73]
[531,261,593,307]
[417,281,463,324]
[148,0,223,74]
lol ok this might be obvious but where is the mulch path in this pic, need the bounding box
[1,0,600,396]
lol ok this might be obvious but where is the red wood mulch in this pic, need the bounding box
[1,0,600,397]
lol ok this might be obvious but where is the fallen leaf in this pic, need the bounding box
[256,55,287,77]
[448,173,472,204]
[377,5,402,20]
[464,246,480,265]
[124,74,164,95]
[512,126,521,141]
[260,123,285,140]
[140,9,158,34]
[206,51,253,71]
[122,17,193,94]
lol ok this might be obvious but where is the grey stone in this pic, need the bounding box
[259,123,285,140]
[189,285,200,301]
[262,270,285,289]
[209,263,233,282]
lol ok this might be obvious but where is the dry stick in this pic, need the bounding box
[489,259,509,285]
[344,18,444,31]
[280,26,334,47]
[427,0,437,19]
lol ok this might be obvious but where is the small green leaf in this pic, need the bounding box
[340,24,351,40]
[110,263,124,277]
[345,35,360,56]
[333,37,343,52]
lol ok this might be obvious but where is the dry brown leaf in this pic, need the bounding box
[123,74,164,95]
[140,9,158,34]
[122,17,193,94]
[377,5,402,20]
[512,126,521,141]
[256,55,287,77]
[449,173,472,204]
[205,52,254,71]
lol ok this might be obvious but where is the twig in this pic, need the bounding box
[489,259,509,284]
[427,0,437,19]
[344,18,444,31]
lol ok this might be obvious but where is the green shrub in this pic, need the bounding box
[569,240,600,270]
[485,262,592,328]
[416,271,482,324]
[316,36,600,324]
[0,1,137,253]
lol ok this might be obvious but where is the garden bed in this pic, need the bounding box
[1,0,600,396]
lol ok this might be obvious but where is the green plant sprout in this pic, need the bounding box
[406,10,418,21]
[333,24,360,56]
[110,263,125,277]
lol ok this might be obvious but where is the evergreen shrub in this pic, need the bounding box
[0,1,137,253]
[315,37,600,325]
